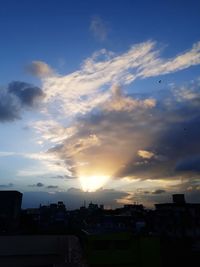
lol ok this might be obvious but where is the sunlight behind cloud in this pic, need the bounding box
[79,175,109,192]
[29,40,200,192]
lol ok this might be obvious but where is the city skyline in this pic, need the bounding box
[1,0,200,208]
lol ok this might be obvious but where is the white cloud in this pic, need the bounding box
[41,41,155,117]
[40,41,200,119]
[32,120,77,144]
[140,42,200,77]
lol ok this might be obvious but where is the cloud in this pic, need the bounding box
[8,81,44,106]
[26,61,54,77]
[46,185,58,189]
[139,178,200,207]
[40,41,200,119]
[103,85,156,112]
[29,182,44,187]
[48,101,156,182]
[138,150,154,159]
[28,183,60,190]
[43,78,200,196]
[3,40,200,198]
[0,88,21,122]
[1,41,200,123]
[0,81,44,122]
[17,161,67,178]
[152,189,166,194]
[52,175,75,180]
[116,83,200,181]
[0,151,16,157]
[0,151,70,178]
[90,16,108,41]
[32,120,77,145]
[140,42,200,77]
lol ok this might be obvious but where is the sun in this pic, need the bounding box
[79,175,109,192]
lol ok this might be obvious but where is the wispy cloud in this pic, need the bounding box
[90,16,108,41]
[0,151,16,157]
[41,41,200,119]
[0,151,70,177]
[140,42,200,77]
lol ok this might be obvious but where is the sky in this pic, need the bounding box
[1,0,200,209]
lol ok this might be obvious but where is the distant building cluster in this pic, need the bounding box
[0,190,200,266]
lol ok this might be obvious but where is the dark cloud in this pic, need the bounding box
[46,185,58,189]
[0,81,44,122]
[152,189,166,194]
[0,91,20,121]
[29,182,44,187]
[52,175,75,180]
[50,106,155,178]
[37,182,44,187]
[114,86,200,181]
[22,188,130,209]
[8,81,44,106]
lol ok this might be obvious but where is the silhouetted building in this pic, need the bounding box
[88,202,99,212]
[123,204,144,211]
[155,194,200,237]
[99,204,104,210]
[0,190,22,232]
[36,201,68,233]
[172,194,185,204]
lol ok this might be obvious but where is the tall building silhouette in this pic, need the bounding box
[0,191,23,232]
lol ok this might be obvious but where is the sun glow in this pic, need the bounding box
[79,175,109,192]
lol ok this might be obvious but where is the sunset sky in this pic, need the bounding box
[1,0,200,209]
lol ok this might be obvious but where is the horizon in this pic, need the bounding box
[0,187,198,211]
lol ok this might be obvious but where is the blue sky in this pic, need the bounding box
[1,0,200,209]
